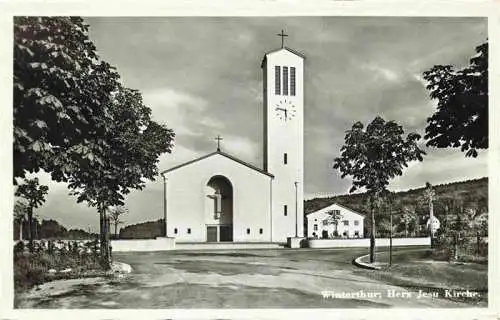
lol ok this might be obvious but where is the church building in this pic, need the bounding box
[161,33,305,243]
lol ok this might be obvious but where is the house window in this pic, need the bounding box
[284,153,287,164]
[354,231,360,237]
[343,220,349,226]
[275,66,281,95]
[247,228,250,234]
[333,209,340,215]
[322,220,329,226]
[283,67,289,95]
[313,224,318,231]
[343,231,348,237]
[290,67,296,96]
[174,228,178,234]
[354,220,359,226]
[259,228,263,234]
[187,228,191,234]
[284,205,288,216]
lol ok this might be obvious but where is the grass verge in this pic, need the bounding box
[355,249,487,306]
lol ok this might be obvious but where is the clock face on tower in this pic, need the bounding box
[274,99,296,121]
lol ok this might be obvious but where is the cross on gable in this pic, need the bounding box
[277,29,288,48]
[215,135,223,151]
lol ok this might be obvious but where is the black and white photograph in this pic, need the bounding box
[2,2,497,316]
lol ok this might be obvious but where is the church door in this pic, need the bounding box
[206,176,233,242]
[219,225,233,242]
[207,226,218,242]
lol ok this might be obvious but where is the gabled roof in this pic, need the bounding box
[161,150,274,178]
[307,202,365,218]
[261,47,306,67]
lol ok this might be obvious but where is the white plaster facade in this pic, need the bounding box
[262,48,305,241]
[306,203,365,239]
[161,46,305,243]
[163,152,273,242]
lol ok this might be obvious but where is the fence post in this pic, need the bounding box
[476,231,480,255]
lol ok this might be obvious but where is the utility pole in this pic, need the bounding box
[389,198,393,267]
[294,181,298,237]
[162,174,168,237]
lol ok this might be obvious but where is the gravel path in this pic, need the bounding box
[15,247,471,308]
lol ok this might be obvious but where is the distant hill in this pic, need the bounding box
[305,177,488,216]
[13,218,96,241]
[119,219,164,239]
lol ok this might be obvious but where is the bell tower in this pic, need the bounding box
[262,32,305,242]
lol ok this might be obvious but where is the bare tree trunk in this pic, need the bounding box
[444,204,448,231]
[114,221,118,238]
[476,231,480,255]
[370,196,376,263]
[19,219,23,241]
[99,204,110,269]
[105,216,111,265]
[389,201,393,266]
[99,205,104,258]
[28,208,34,253]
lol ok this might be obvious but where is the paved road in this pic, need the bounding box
[16,247,468,308]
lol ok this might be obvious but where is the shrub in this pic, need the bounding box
[13,241,103,293]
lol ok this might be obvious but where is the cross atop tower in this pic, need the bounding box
[215,135,223,151]
[276,29,288,48]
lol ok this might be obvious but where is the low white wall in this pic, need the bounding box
[111,238,176,252]
[307,237,431,248]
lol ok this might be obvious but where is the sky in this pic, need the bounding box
[30,16,487,232]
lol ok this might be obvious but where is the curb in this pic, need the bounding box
[352,248,433,270]
[352,254,382,270]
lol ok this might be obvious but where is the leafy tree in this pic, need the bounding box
[14,16,121,181]
[422,182,436,238]
[324,209,342,238]
[14,199,29,240]
[66,85,174,267]
[398,205,417,237]
[39,219,68,239]
[14,17,175,267]
[333,116,425,262]
[423,42,488,157]
[109,206,128,238]
[14,178,49,252]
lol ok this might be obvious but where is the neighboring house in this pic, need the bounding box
[306,203,365,239]
[426,215,441,234]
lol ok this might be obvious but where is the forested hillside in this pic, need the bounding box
[305,177,487,215]
[119,219,164,239]
[305,177,488,237]
[13,218,96,240]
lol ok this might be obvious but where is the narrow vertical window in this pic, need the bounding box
[284,205,288,216]
[275,66,281,95]
[283,66,289,95]
[247,228,251,234]
[284,153,288,164]
[259,228,263,234]
[174,228,178,234]
[187,228,191,234]
[290,67,296,96]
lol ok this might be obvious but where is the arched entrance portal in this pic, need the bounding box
[205,176,233,242]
